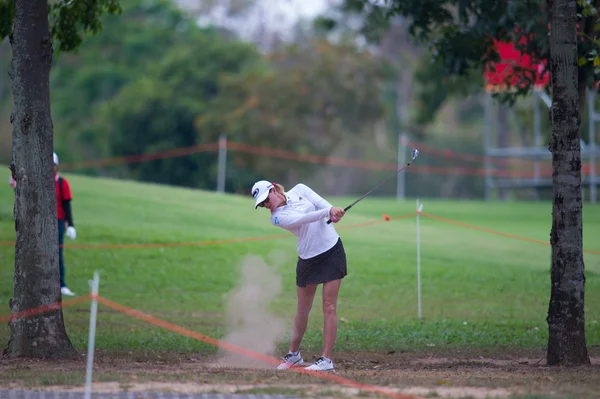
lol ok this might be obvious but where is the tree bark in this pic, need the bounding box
[546,0,590,366]
[3,0,78,359]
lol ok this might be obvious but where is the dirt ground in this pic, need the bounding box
[1,348,600,399]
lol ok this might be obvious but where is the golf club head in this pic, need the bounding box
[411,148,419,160]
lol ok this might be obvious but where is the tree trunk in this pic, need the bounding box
[3,0,78,359]
[546,0,590,366]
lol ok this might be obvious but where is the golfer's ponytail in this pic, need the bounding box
[272,182,285,195]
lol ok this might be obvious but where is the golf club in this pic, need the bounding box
[326,148,420,224]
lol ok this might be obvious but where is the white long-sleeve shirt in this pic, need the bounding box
[271,184,340,259]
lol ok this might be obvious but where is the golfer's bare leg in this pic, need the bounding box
[290,284,318,352]
[322,279,342,359]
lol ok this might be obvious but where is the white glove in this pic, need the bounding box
[66,226,77,241]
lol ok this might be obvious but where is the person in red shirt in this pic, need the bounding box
[8,175,16,190]
[54,152,77,296]
[8,152,78,296]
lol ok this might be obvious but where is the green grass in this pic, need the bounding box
[0,171,599,354]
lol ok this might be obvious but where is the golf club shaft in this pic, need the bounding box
[326,159,416,224]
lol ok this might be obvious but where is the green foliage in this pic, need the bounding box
[412,58,484,126]
[0,0,396,193]
[364,0,550,90]
[0,0,121,53]
[92,31,263,189]
[49,0,204,159]
[0,0,15,39]
[320,0,599,119]
[315,0,392,43]
[577,0,600,82]
[49,0,122,53]
[199,38,392,192]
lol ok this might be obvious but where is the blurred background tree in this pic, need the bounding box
[0,0,597,201]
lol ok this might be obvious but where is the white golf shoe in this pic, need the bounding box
[305,356,334,371]
[61,286,76,296]
[276,351,304,370]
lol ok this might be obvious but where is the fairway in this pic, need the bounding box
[1,172,599,350]
[1,172,599,398]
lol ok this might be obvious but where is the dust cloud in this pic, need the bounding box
[214,253,289,369]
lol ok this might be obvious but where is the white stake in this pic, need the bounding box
[84,271,100,399]
[217,134,227,194]
[416,200,423,319]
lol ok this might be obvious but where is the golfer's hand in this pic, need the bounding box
[66,226,77,241]
[330,207,345,221]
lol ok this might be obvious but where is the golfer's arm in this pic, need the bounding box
[62,200,75,227]
[297,184,333,210]
[275,208,331,229]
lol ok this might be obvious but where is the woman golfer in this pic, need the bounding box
[251,180,347,372]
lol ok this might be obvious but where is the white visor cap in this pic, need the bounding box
[251,180,274,209]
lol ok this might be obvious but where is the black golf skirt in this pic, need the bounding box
[296,238,347,288]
